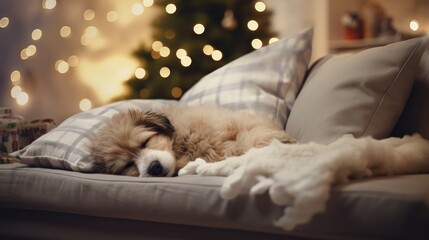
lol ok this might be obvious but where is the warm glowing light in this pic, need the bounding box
[152,41,163,51]
[42,0,56,10]
[166,4,177,14]
[77,55,138,102]
[132,3,144,15]
[269,37,279,44]
[106,11,119,22]
[80,35,90,46]
[60,26,71,38]
[31,29,42,40]
[68,55,79,67]
[151,51,160,59]
[84,9,95,21]
[0,17,9,28]
[25,45,37,57]
[247,20,259,31]
[11,86,22,98]
[251,38,263,49]
[10,70,21,85]
[212,50,223,61]
[20,49,28,60]
[409,20,419,31]
[17,92,29,106]
[255,2,266,12]
[143,0,154,7]
[160,46,171,57]
[171,87,183,98]
[135,68,146,79]
[193,23,205,35]
[160,67,171,78]
[85,26,98,38]
[79,98,92,111]
[165,30,175,39]
[55,60,70,74]
[181,56,192,67]
[203,45,214,55]
[176,48,187,59]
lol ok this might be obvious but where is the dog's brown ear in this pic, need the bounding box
[128,109,175,137]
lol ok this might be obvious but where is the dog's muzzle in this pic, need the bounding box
[147,160,166,177]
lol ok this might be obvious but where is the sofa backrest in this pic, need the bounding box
[391,48,429,139]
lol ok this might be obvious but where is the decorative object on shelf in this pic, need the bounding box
[341,11,364,40]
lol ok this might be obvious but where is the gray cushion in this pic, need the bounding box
[1,163,428,239]
[286,37,427,144]
[181,28,313,128]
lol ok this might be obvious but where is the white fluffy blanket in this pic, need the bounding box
[179,134,429,231]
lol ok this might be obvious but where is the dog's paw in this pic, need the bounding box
[178,158,207,176]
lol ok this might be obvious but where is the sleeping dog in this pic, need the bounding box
[90,105,295,177]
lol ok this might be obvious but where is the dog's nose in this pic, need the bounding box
[148,160,165,177]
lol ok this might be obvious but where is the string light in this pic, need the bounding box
[203,45,214,55]
[193,23,205,35]
[106,11,118,22]
[84,9,95,21]
[68,55,79,67]
[11,86,22,98]
[160,67,171,78]
[159,46,171,57]
[135,67,146,79]
[143,0,154,7]
[181,56,192,67]
[32,29,42,40]
[84,26,98,38]
[255,2,266,12]
[176,48,187,59]
[152,41,163,51]
[10,70,21,85]
[42,0,56,10]
[211,50,223,61]
[247,20,258,31]
[25,45,37,57]
[20,49,29,60]
[60,26,71,38]
[79,98,92,111]
[409,20,419,31]
[55,59,69,74]
[17,92,29,106]
[166,4,177,14]
[132,3,144,15]
[171,87,183,98]
[269,37,279,44]
[0,17,9,28]
[251,38,263,49]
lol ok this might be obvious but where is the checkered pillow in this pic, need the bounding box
[11,100,177,172]
[180,27,313,128]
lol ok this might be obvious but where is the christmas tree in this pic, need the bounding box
[121,0,276,100]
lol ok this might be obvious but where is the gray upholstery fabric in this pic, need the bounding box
[1,163,428,239]
[286,37,427,144]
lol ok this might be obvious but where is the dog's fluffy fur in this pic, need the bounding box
[90,105,295,177]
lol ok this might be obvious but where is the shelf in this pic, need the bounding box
[329,36,401,53]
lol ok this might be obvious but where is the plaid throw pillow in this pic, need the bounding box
[11,100,177,172]
[180,27,313,128]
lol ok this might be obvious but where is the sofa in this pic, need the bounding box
[1,28,428,240]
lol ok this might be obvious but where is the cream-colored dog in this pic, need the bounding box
[90,105,295,177]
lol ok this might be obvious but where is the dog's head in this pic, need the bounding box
[90,109,176,177]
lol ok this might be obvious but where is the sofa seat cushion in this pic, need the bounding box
[1,163,428,239]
